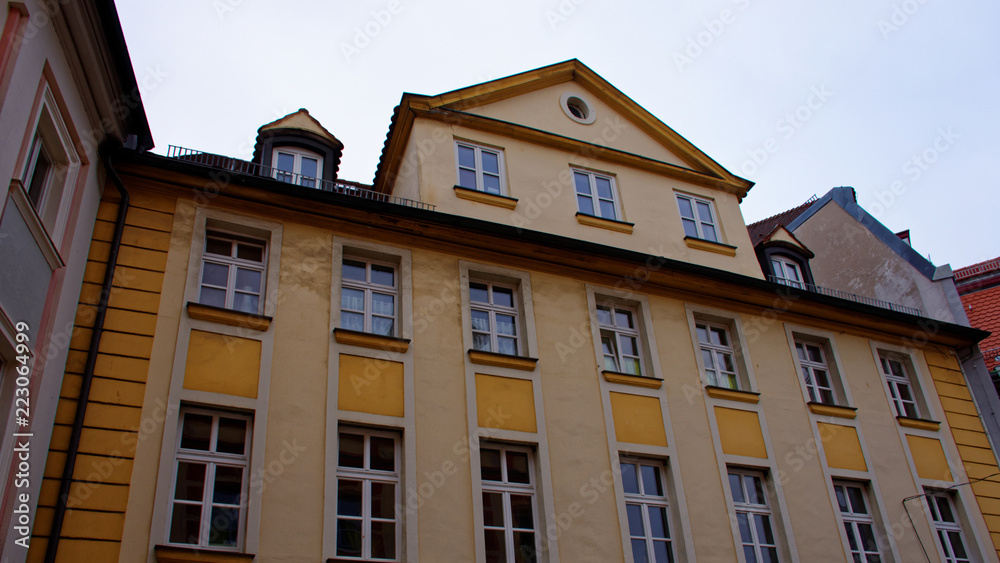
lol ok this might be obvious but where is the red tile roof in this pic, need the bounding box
[960,285,1000,370]
[955,257,1000,281]
[747,196,817,246]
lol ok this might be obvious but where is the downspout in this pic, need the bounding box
[44,147,129,562]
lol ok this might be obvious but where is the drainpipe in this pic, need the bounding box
[44,146,129,562]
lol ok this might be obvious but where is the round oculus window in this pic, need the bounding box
[560,92,596,125]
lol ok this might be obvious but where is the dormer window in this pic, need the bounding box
[272,147,323,188]
[771,256,804,288]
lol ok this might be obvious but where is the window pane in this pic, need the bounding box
[627,503,645,536]
[336,519,363,557]
[371,264,395,287]
[470,282,489,303]
[337,479,363,516]
[729,473,745,503]
[484,529,507,563]
[696,201,713,223]
[459,168,478,189]
[169,503,202,544]
[342,260,367,282]
[235,268,261,292]
[483,174,501,194]
[232,293,259,314]
[615,309,635,329]
[341,287,365,312]
[835,486,849,513]
[371,481,395,519]
[702,224,719,242]
[574,172,592,195]
[640,465,663,496]
[458,145,476,168]
[199,287,226,308]
[373,293,395,316]
[597,305,612,326]
[743,545,758,563]
[948,531,968,558]
[506,451,531,484]
[621,462,639,494]
[213,466,243,505]
[180,414,213,451]
[761,547,779,563]
[341,311,364,332]
[847,487,867,514]
[370,436,395,471]
[681,218,698,238]
[648,505,669,538]
[493,287,514,308]
[736,512,753,542]
[205,237,232,256]
[859,523,878,553]
[510,494,534,529]
[371,520,396,559]
[473,333,492,352]
[338,433,364,468]
[620,335,638,357]
[844,522,858,550]
[174,462,206,501]
[677,197,694,219]
[599,199,617,219]
[471,309,490,332]
[513,531,537,563]
[622,357,642,376]
[632,539,651,563]
[482,151,499,174]
[807,345,823,363]
[480,448,503,481]
[482,492,505,526]
[236,243,263,262]
[744,475,765,505]
[653,540,673,563]
[595,177,613,199]
[754,513,775,544]
[372,316,394,337]
[208,506,240,546]
[300,157,318,179]
[497,337,518,356]
[935,497,955,522]
[202,262,229,287]
[577,194,595,215]
[496,314,517,336]
[276,152,295,172]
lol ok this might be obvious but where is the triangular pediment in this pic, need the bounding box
[760,226,813,257]
[375,60,752,196]
[259,108,342,147]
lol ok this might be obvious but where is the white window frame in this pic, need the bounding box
[675,193,720,242]
[597,303,644,376]
[340,257,398,337]
[925,490,972,563]
[833,481,884,563]
[879,353,920,419]
[771,256,804,289]
[166,407,252,551]
[271,146,324,188]
[728,468,781,563]
[573,168,621,221]
[469,280,521,356]
[198,230,268,315]
[455,141,506,195]
[697,320,741,390]
[335,427,402,561]
[620,457,675,563]
[479,444,540,563]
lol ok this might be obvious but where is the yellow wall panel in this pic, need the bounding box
[339,354,405,417]
[929,365,965,386]
[612,393,667,447]
[183,330,261,398]
[475,374,537,433]
[906,435,954,481]
[715,407,766,458]
[924,349,961,371]
[817,423,867,472]
[60,508,125,541]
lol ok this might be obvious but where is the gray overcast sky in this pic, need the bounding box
[117,0,999,269]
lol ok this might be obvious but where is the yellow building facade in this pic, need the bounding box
[30,61,1000,563]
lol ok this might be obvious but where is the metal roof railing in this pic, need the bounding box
[955,258,1000,281]
[767,276,923,317]
[165,145,435,211]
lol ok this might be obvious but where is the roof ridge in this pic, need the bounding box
[747,194,817,228]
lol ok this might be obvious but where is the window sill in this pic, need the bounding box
[468,349,538,371]
[333,328,410,353]
[705,385,760,404]
[807,402,857,419]
[575,212,634,234]
[186,302,272,331]
[684,236,736,257]
[602,370,662,389]
[454,185,518,209]
[897,416,940,431]
[154,545,255,563]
